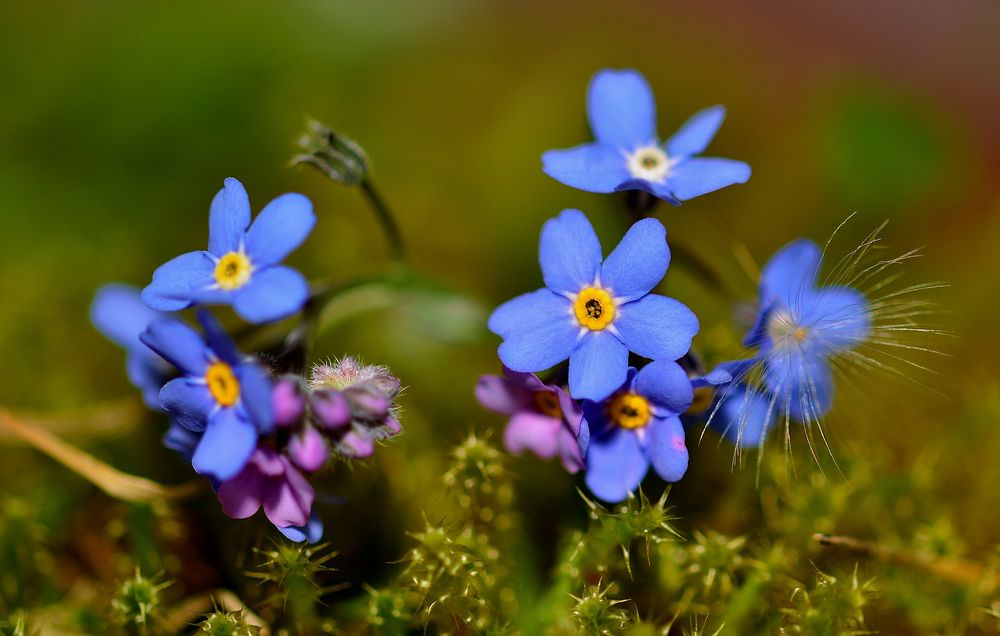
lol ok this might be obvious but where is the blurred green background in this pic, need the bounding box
[1,0,999,632]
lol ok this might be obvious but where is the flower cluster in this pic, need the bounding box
[480,68,889,502]
[91,178,403,541]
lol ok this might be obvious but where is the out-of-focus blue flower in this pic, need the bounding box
[488,209,698,401]
[707,383,777,448]
[142,178,316,324]
[90,284,174,409]
[542,69,751,204]
[476,368,584,473]
[578,361,695,502]
[741,239,871,424]
[140,310,274,481]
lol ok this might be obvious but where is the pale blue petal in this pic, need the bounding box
[192,408,258,481]
[760,239,822,309]
[208,177,251,257]
[232,266,310,324]
[91,284,162,348]
[666,157,751,201]
[584,427,649,503]
[140,319,209,376]
[764,353,834,422]
[163,421,201,460]
[539,209,602,295]
[801,287,871,353]
[236,363,274,434]
[600,217,669,301]
[587,69,657,148]
[634,360,694,415]
[245,193,315,267]
[614,179,682,205]
[196,309,241,365]
[141,251,216,311]
[279,511,324,543]
[542,144,630,193]
[126,352,167,410]
[159,378,214,422]
[644,416,688,482]
[711,384,776,448]
[569,330,628,401]
[614,294,699,361]
[666,105,726,158]
[495,300,578,373]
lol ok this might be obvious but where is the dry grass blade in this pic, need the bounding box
[0,408,203,504]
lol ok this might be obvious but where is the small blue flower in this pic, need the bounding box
[578,361,694,503]
[542,68,751,204]
[489,209,699,401]
[142,178,316,324]
[140,310,274,481]
[707,383,777,448]
[738,239,871,426]
[90,284,174,409]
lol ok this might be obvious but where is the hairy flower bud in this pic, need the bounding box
[310,389,351,429]
[272,376,306,428]
[289,427,328,472]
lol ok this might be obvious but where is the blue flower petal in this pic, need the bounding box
[587,69,657,148]
[584,427,649,502]
[644,415,688,482]
[600,217,669,302]
[690,365,733,390]
[666,105,726,158]
[236,362,274,434]
[569,330,628,401]
[801,286,871,352]
[245,193,316,267]
[196,309,242,365]
[764,353,834,422]
[232,266,310,324]
[141,251,216,312]
[126,353,168,409]
[192,408,258,481]
[159,378,214,422]
[614,294,699,361]
[542,144,630,193]
[635,360,694,415]
[493,295,578,373]
[163,421,201,460]
[91,284,163,348]
[711,384,776,448]
[614,179,682,205]
[539,209,602,295]
[760,239,821,308]
[208,177,252,257]
[140,319,209,376]
[279,511,324,543]
[666,158,751,201]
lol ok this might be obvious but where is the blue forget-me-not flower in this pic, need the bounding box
[90,284,173,409]
[142,178,316,324]
[577,361,694,502]
[488,209,699,401]
[543,69,750,204]
[140,310,274,481]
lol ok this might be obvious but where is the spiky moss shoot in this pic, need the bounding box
[197,611,259,636]
[0,611,27,636]
[779,566,875,636]
[250,543,335,628]
[571,582,632,636]
[111,569,170,629]
[364,586,408,632]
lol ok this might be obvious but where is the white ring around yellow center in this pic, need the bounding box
[573,287,616,331]
[214,251,253,291]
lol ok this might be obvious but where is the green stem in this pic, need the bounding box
[360,178,405,262]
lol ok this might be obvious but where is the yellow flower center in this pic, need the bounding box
[573,287,616,331]
[205,361,240,407]
[626,146,671,183]
[532,391,563,418]
[766,309,809,347]
[608,392,651,429]
[214,251,253,291]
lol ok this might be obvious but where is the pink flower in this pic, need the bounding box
[217,447,315,529]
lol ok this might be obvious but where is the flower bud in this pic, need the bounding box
[293,119,370,186]
[310,389,350,429]
[345,386,390,420]
[288,427,328,472]
[272,376,306,428]
[339,429,374,458]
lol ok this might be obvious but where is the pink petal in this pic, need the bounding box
[504,411,562,459]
